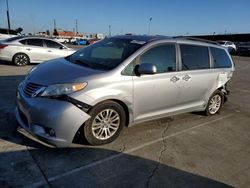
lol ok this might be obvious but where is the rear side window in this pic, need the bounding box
[27,39,43,47]
[210,47,232,68]
[180,44,210,70]
[140,44,176,73]
[44,40,62,49]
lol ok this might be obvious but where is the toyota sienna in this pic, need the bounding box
[15,35,235,147]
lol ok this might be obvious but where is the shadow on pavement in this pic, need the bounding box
[0,146,233,188]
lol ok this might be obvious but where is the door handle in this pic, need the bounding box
[170,76,180,83]
[26,48,31,51]
[182,75,191,81]
[47,50,52,52]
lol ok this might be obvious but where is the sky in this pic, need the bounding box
[0,0,250,36]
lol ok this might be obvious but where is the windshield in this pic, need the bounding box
[68,38,144,70]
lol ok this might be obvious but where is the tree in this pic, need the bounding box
[15,27,23,34]
[46,30,50,36]
[53,29,58,36]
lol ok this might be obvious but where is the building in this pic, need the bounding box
[56,29,83,39]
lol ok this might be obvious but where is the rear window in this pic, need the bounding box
[210,47,232,68]
[180,44,210,70]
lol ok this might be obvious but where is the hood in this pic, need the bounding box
[27,58,103,86]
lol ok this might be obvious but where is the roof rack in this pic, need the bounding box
[174,36,219,45]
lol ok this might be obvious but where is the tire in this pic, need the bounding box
[13,53,30,66]
[83,100,126,145]
[205,90,224,116]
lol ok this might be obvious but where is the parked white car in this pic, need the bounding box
[0,36,75,66]
[0,28,19,40]
[217,41,236,53]
[53,37,69,44]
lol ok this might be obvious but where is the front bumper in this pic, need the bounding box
[15,87,91,147]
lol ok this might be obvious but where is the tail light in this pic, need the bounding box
[0,44,8,49]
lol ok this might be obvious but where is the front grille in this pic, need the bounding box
[22,82,44,97]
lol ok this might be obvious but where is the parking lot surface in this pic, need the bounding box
[0,56,250,188]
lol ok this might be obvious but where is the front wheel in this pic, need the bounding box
[205,90,224,116]
[83,100,126,145]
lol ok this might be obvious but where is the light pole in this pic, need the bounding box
[109,25,111,37]
[148,17,152,35]
[6,0,11,30]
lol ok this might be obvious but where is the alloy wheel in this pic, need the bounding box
[91,109,120,140]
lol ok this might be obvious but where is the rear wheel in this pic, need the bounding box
[83,100,125,145]
[205,90,224,116]
[13,53,30,66]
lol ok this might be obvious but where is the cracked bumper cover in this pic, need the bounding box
[15,88,91,147]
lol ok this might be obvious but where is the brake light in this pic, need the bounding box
[0,44,8,49]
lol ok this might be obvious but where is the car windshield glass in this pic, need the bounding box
[67,38,144,70]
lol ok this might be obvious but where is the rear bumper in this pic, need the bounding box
[0,54,11,62]
[15,86,91,147]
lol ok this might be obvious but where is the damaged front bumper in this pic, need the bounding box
[15,87,91,147]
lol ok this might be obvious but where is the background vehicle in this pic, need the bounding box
[0,36,75,66]
[0,28,19,40]
[236,42,250,56]
[72,38,87,45]
[217,40,236,53]
[53,37,69,44]
[87,38,98,45]
[15,35,234,147]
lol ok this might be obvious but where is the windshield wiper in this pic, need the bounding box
[74,59,90,67]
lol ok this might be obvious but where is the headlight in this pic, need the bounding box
[40,83,87,97]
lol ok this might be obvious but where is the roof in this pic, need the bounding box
[112,35,219,46]
[113,35,169,42]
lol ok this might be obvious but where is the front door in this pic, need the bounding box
[133,43,181,123]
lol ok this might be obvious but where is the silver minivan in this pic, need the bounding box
[15,35,235,147]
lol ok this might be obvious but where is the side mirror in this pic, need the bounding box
[136,63,157,75]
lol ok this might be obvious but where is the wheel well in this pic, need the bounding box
[217,85,228,103]
[109,99,130,127]
[73,99,130,143]
[100,99,130,127]
[12,52,30,62]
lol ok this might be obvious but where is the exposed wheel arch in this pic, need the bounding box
[109,99,130,127]
[74,99,131,145]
